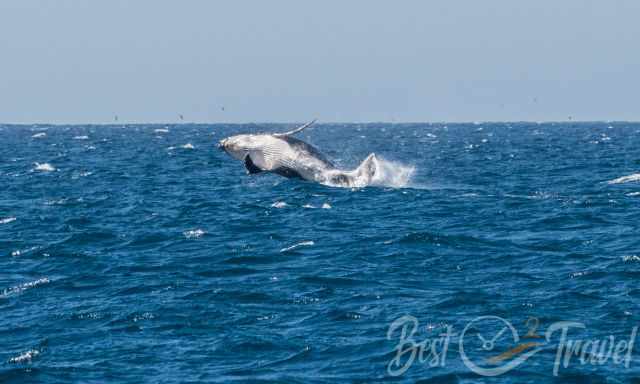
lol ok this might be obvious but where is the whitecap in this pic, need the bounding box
[71,170,93,179]
[0,217,16,224]
[10,246,39,257]
[73,135,89,140]
[1,277,50,298]
[321,203,332,209]
[154,128,169,133]
[180,143,195,149]
[302,204,316,209]
[184,229,205,239]
[608,173,640,184]
[31,132,46,138]
[34,162,55,172]
[8,349,40,363]
[622,255,640,263]
[280,240,315,253]
[271,201,287,208]
[626,192,640,197]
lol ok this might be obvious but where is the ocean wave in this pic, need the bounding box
[8,349,40,363]
[608,173,640,184]
[280,240,315,253]
[184,229,206,239]
[0,217,16,224]
[33,162,56,172]
[1,277,50,298]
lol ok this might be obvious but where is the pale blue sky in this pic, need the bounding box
[1,0,639,123]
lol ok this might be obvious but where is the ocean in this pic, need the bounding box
[1,122,640,383]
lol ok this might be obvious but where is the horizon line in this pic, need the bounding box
[1,120,638,126]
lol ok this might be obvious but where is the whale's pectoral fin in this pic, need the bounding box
[244,154,263,174]
[274,119,317,137]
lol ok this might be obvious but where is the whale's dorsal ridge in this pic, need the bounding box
[274,119,317,137]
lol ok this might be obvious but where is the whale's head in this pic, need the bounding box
[218,134,259,160]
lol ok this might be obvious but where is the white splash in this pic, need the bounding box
[32,132,46,138]
[321,155,415,189]
[184,229,205,239]
[8,349,40,363]
[280,240,315,253]
[364,156,415,188]
[181,143,195,149]
[271,201,287,208]
[322,202,332,209]
[608,173,640,184]
[34,162,56,172]
[0,217,16,224]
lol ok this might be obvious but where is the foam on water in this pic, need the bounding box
[0,217,16,224]
[280,240,315,253]
[608,173,640,184]
[33,162,56,172]
[184,229,205,239]
[1,277,50,298]
[8,349,40,364]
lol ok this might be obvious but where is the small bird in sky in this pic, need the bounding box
[114,115,119,122]
[179,114,184,121]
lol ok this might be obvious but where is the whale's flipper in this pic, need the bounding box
[274,119,317,137]
[244,154,263,174]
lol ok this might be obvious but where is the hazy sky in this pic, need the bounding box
[1,0,639,123]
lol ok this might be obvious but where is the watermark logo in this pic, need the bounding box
[387,315,637,377]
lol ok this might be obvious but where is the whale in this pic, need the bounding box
[218,120,379,187]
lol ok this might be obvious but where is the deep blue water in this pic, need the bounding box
[2,122,640,383]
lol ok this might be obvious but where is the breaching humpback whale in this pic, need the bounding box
[218,120,379,187]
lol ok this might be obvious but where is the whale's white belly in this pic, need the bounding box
[249,136,332,180]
